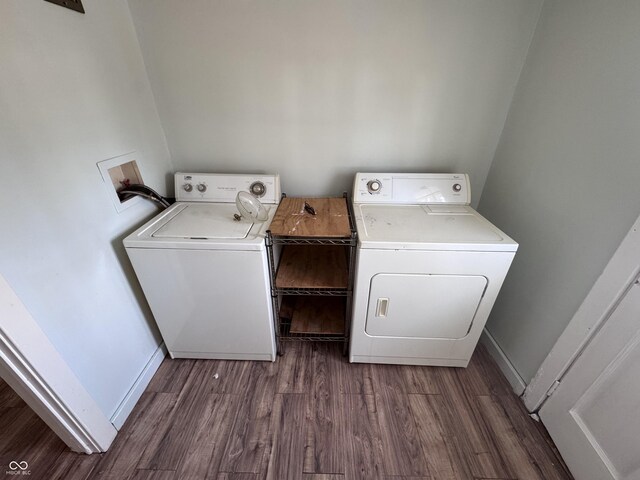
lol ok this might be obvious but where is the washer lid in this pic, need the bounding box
[356,204,518,251]
[152,204,253,239]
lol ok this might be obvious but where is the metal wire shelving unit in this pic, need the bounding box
[266,193,357,355]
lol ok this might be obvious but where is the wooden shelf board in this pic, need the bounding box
[276,245,348,289]
[287,296,345,335]
[269,197,351,238]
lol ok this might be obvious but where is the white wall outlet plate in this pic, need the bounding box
[97,152,145,213]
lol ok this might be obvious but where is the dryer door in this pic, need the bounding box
[365,273,487,339]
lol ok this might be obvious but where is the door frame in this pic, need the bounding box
[0,273,117,453]
[523,211,640,412]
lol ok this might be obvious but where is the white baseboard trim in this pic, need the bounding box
[480,329,527,395]
[110,343,167,430]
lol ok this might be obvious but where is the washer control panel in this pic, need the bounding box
[175,173,281,204]
[353,173,471,205]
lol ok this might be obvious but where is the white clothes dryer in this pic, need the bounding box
[349,173,518,367]
[124,173,280,361]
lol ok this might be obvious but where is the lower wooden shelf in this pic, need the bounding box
[279,296,345,338]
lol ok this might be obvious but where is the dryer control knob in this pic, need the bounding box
[367,180,382,194]
[183,183,193,192]
[197,183,207,193]
[453,183,462,192]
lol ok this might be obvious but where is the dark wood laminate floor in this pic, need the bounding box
[0,377,68,476]
[0,343,573,480]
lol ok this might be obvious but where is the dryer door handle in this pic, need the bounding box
[376,298,389,317]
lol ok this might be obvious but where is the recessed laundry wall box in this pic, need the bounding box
[97,152,146,213]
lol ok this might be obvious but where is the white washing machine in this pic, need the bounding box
[349,172,518,367]
[124,173,280,361]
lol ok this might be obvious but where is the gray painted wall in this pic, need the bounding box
[128,0,542,201]
[478,0,640,382]
[0,0,173,417]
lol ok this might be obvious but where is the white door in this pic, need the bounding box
[540,277,640,480]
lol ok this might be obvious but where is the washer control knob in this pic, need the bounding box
[250,181,266,197]
[452,183,462,192]
[197,183,207,193]
[367,179,382,194]
[183,183,193,192]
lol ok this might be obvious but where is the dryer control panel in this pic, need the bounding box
[175,173,281,204]
[353,173,470,205]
